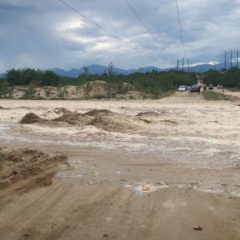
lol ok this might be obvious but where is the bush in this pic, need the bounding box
[202,91,232,101]
[6,68,43,86]
[0,79,9,97]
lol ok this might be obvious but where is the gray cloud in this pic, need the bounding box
[0,0,239,71]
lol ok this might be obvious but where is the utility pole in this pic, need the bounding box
[237,49,239,69]
[231,49,233,69]
[188,59,190,72]
[225,50,227,70]
[182,58,185,72]
[177,59,179,71]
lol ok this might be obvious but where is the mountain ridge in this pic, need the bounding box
[0,63,228,78]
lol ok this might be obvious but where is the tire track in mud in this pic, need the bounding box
[0,183,126,240]
[1,179,240,240]
[50,185,130,240]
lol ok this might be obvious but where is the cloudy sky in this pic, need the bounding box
[0,0,240,71]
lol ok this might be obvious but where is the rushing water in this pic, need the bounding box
[0,121,239,169]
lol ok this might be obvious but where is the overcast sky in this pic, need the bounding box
[0,0,240,71]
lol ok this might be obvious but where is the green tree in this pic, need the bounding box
[6,68,43,86]
[41,71,60,86]
[105,62,115,97]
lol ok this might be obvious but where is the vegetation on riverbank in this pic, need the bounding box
[202,91,233,101]
[201,68,240,89]
[1,66,240,99]
[0,67,196,99]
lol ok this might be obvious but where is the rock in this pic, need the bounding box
[20,113,44,124]
[193,226,203,231]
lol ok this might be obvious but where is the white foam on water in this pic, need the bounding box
[124,181,169,195]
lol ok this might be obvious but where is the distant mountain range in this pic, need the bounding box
[49,63,229,77]
[49,63,227,77]
[0,63,227,78]
[50,65,163,77]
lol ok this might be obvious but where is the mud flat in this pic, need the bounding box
[0,94,240,240]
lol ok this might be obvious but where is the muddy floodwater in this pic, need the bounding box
[0,94,240,240]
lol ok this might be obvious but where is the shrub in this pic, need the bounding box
[202,91,233,101]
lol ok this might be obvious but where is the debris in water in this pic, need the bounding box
[193,226,203,231]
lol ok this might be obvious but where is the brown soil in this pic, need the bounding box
[0,148,68,194]
[0,149,240,240]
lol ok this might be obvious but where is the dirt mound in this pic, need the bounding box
[84,109,119,117]
[0,148,67,192]
[54,113,92,127]
[54,109,140,132]
[20,109,145,132]
[20,113,45,124]
[89,115,137,132]
[136,111,160,117]
[20,111,89,127]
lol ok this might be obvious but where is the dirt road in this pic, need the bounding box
[0,94,240,240]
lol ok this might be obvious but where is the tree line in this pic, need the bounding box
[1,66,240,98]
[201,68,240,89]
[0,64,240,97]
[0,67,197,98]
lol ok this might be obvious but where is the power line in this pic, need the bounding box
[58,0,163,64]
[58,0,146,53]
[123,0,162,46]
[58,0,123,42]
[175,0,186,59]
